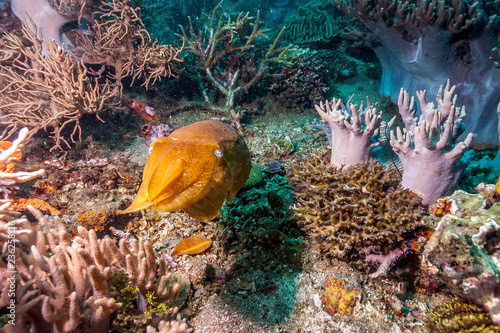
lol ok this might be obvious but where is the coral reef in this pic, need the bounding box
[336,0,500,148]
[3,0,500,331]
[70,0,184,89]
[289,149,426,264]
[269,48,328,109]
[10,198,60,215]
[421,190,500,324]
[0,208,188,332]
[1,0,183,150]
[0,16,119,150]
[177,2,291,115]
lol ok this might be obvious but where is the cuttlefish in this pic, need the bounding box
[119,120,251,221]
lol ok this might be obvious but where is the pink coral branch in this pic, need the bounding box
[390,80,473,205]
[315,97,382,168]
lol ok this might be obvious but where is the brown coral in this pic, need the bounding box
[321,277,361,316]
[289,149,425,259]
[425,297,500,333]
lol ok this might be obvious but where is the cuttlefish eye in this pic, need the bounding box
[213,148,223,157]
[118,120,251,221]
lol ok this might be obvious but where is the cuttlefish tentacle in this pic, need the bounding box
[119,120,251,221]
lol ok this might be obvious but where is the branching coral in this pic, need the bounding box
[289,150,425,260]
[0,128,45,198]
[70,0,184,89]
[389,81,473,205]
[0,17,120,150]
[1,0,183,150]
[0,207,185,332]
[335,0,500,147]
[178,1,291,115]
[321,277,361,316]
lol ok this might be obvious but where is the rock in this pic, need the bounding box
[421,190,500,324]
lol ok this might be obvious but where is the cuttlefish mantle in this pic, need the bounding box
[119,120,251,221]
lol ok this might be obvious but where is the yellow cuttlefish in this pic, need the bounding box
[119,120,251,221]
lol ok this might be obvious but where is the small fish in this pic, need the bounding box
[119,120,251,221]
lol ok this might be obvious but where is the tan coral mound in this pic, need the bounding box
[289,150,425,258]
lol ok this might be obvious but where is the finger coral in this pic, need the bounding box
[0,207,186,332]
[314,96,385,169]
[289,149,425,260]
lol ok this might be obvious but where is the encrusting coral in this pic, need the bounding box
[9,197,60,215]
[289,149,425,261]
[321,277,361,316]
